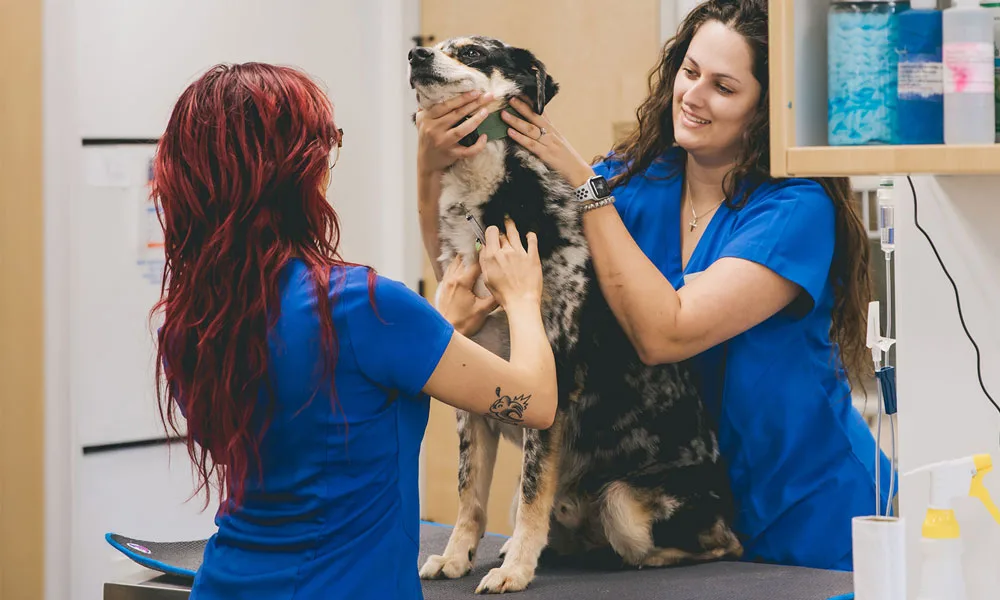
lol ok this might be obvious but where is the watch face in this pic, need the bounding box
[591,176,610,198]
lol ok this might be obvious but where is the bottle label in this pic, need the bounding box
[898,58,943,99]
[943,42,994,94]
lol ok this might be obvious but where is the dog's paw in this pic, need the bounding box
[419,553,473,580]
[497,537,513,559]
[475,565,533,594]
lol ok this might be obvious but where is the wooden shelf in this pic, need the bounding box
[768,0,1000,177]
[784,145,1000,177]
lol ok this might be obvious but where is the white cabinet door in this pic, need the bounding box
[74,443,218,600]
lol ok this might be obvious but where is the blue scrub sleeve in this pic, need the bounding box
[716,180,836,313]
[591,160,617,180]
[344,271,455,398]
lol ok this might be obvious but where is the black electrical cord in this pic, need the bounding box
[906,175,1000,448]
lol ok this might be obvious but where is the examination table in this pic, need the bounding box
[103,522,854,599]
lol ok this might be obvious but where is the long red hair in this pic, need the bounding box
[151,62,360,513]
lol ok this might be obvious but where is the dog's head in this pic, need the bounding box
[408,36,559,115]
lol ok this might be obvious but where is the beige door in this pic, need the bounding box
[418,0,662,535]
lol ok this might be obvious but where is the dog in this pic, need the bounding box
[408,36,743,594]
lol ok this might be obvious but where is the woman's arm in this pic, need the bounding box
[418,171,445,281]
[578,205,798,363]
[499,98,800,364]
[425,300,555,429]
[424,219,557,429]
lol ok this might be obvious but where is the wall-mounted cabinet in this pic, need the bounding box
[769,0,1000,177]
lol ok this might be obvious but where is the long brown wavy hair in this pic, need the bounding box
[609,0,873,385]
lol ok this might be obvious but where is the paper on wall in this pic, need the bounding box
[137,157,165,286]
[84,148,136,187]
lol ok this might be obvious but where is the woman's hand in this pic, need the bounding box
[416,91,497,282]
[422,220,556,431]
[436,256,499,337]
[416,90,496,176]
[479,218,542,310]
[501,96,596,188]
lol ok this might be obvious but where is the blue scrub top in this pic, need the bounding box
[592,150,893,571]
[188,261,454,599]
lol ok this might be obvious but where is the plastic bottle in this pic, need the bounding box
[905,454,1000,600]
[982,1,1000,142]
[827,1,911,146]
[943,0,996,144]
[877,178,896,253]
[897,0,945,144]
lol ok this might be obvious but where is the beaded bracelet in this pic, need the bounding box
[581,196,615,212]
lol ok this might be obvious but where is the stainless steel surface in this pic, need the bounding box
[103,570,191,600]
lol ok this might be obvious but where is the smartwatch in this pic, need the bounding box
[572,175,611,203]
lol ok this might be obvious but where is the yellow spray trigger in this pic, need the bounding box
[970,454,1000,526]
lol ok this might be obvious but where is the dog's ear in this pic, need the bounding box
[510,48,559,114]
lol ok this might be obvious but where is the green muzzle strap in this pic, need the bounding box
[475,106,525,141]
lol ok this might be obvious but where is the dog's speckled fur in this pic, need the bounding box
[410,36,742,594]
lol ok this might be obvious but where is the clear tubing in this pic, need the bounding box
[887,413,897,517]
[876,380,883,516]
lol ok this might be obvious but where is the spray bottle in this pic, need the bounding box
[906,454,1000,600]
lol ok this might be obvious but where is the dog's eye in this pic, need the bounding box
[459,47,484,60]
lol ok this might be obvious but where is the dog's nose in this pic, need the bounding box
[408,47,433,65]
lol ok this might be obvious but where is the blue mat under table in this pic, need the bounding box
[104,521,854,599]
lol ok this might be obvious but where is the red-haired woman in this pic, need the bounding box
[151,62,556,599]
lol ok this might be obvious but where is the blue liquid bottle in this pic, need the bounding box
[828,1,912,146]
[897,0,945,144]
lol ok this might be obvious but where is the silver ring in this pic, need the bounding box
[538,127,547,139]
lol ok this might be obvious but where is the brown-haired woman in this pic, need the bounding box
[415,0,893,572]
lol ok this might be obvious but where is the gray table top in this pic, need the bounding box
[105,522,854,599]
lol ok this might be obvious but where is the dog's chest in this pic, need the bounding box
[437,144,507,262]
[437,145,591,352]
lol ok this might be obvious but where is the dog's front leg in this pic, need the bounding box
[476,418,562,594]
[420,412,500,580]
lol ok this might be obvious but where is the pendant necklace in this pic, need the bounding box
[686,179,724,232]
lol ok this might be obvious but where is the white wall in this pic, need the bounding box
[43,0,78,598]
[895,175,1000,597]
[44,1,423,598]
[73,0,415,283]
[661,0,699,42]
[70,0,422,450]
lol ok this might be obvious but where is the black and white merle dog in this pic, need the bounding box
[408,36,742,594]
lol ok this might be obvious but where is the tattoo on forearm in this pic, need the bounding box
[489,386,531,424]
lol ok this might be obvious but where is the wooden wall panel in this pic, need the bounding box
[0,0,45,597]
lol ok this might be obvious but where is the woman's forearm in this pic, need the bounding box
[582,204,682,364]
[418,169,444,282]
[424,298,557,430]
[504,299,557,427]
